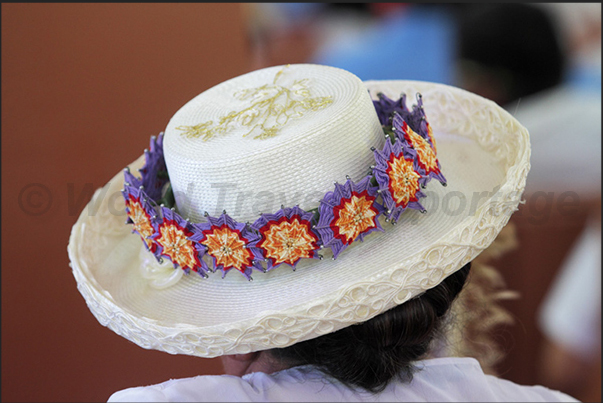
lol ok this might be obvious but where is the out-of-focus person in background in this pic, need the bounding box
[244,3,458,84]
[243,3,601,401]
[456,3,600,196]
[457,5,601,402]
[309,3,457,84]
[517,4,600,402]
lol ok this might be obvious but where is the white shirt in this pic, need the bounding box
[539,218,601,359]
[107,357,578,402]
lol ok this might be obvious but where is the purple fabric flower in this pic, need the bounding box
[372,92,398,126]
[371,91,419,129]
[123,167,142,189]
[372,136,426,223]
[252,205,320,271]
[315,176,384,259]
[190,212,263,280]
[121,133,168,206]
[140,133,169,201]
[399,94,424,135]
[151,206,208,276]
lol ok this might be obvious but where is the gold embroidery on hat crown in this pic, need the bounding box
[176,65,334,141]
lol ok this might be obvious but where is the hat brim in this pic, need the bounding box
[68,80,529,358]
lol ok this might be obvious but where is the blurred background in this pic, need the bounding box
[2,3,600,402]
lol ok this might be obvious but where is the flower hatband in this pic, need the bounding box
[122,92,447,280]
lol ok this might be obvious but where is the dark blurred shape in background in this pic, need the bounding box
[456,3,566,106]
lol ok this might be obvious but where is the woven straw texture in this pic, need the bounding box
[164,64,383,223]
[68,78,530,358]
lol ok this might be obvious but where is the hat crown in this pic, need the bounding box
[163,64,384,223]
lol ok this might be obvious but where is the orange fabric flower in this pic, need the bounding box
[127,198,156,253]
[200,225,254,273]
[333,192,380,244]
[386,153,422,209]
[156,220,200,272]
[402,122,439,174]
[259,216,318,267]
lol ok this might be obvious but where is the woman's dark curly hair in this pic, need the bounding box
[268,262,471,393]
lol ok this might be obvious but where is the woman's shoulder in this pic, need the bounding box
[107,371,265,402]
[107,358,580,402]
[412,357,579,402]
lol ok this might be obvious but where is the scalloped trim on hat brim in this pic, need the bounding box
[68,80,530,358]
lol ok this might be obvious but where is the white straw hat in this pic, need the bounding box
[68,64,530,358]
